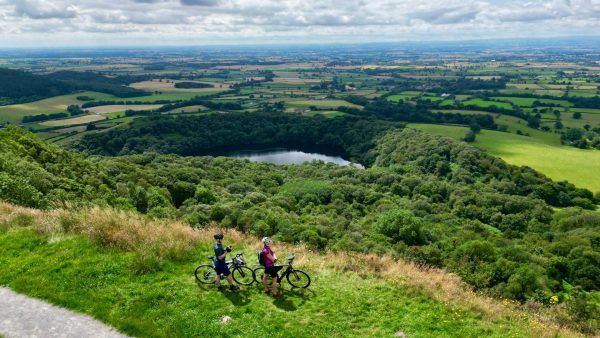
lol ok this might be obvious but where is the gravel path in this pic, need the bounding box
[0,287,128,338]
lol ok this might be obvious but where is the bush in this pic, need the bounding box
[195,187,217,204]
[0,173,44,208]
[375,208,428,246]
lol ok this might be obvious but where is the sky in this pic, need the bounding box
[0,0,599,47]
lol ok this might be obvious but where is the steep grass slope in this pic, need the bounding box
[0,203,582,337]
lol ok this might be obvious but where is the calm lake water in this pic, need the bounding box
[228,149,363,168]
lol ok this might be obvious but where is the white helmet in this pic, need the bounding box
[262,237,271,245]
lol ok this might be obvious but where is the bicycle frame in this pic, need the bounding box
[210,253,245,275]
[265,255,296,283]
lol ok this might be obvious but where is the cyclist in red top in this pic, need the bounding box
[261,237,283,296]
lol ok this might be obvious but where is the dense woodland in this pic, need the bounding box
[78,113,402,165]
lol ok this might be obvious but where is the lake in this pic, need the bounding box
[228,149,363,168]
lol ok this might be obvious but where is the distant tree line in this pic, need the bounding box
[0,68,150,105]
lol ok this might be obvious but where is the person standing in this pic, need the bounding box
[261,237,282,296]
[213,232,239,291]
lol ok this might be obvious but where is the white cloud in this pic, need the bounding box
[0,0,598,46]
[13,0,77,19]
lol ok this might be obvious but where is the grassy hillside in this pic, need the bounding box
[410,124,600,193]
[0,203,582,337]
[1,126,598,334]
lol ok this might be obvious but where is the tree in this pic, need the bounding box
[573,112,582,119]
[527,116,540,129]
[375,208,428,246]
[463,130,476,142]
[469,122,481,134]
[555,121,563,130]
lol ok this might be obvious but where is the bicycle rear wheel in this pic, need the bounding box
[286,269,311,288]
[232,266,255,285]
[195,264,216,284]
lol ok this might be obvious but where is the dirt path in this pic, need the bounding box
[0,287,127,338]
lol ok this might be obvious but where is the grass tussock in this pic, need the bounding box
[0,201,586,337]
[0,202,202,274]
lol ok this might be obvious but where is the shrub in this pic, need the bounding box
[0,173,44,208]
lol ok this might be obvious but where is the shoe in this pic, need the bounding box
[230,285,240,291]
[217,285,225,291]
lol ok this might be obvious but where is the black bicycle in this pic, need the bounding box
[195,253,255,286]
[253,254,311,288]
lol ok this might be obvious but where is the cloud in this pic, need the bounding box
[0,0,599,46]
[180,0,219,6]
[13,0,76,19]
[411,5,480,24]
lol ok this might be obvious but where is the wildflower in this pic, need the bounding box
[550,295,559,304]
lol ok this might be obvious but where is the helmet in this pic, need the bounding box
[262,237,271,245]
[214,232,224,240]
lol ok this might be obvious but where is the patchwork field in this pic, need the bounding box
[0,92,118,124]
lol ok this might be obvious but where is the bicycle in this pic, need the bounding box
[195,253,255,286]
[253,254,311,288]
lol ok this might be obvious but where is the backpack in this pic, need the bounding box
[258,251,265,266]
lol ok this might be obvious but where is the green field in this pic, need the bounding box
[387,94,413,102]
[491,97,572,107]
[286,100,361,109]
[462,99,513,110]
[122,91,220,103]
[410,123,600,192]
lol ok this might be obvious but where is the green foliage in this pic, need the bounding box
[280,180,333,204]
[375,209,428,246]
[0,126,598,314]
[194,187,217,204]
[0,173,44,208]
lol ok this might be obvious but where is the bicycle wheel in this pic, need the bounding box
[195,264,216,284]
[253,267,265,284]
[232,266,255,285]
[286,269,311,288]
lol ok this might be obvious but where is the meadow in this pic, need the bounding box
[410,123,600,192]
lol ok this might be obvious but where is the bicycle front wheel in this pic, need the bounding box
[232,266,255,285]
[195,264,216,284]
[286,269,311,288]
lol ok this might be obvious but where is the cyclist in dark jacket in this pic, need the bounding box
[213,233,239,291]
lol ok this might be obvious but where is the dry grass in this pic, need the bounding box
[87,105,163,114]
[40,114,106,127]
[0,202,585,337]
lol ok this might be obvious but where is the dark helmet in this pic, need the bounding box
[214,232,224,240]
